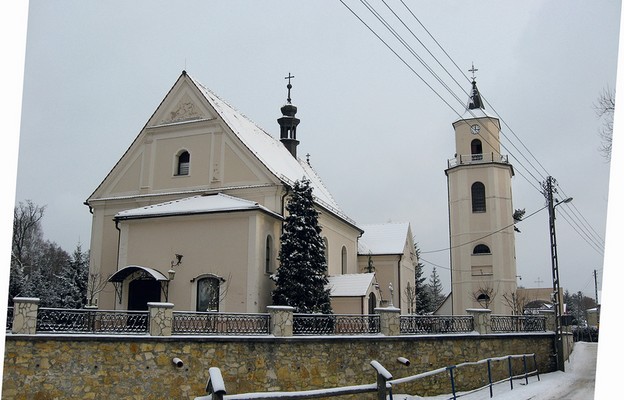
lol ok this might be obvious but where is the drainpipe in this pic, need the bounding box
[280,185,290,235]
[397,254,402,311]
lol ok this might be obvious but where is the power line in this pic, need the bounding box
[338,0,605,258]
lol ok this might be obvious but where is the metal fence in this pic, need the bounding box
[293,314,381,335]
[36,308,149,334]
[400,315,474,334]
[173,311,270,335]
[491,315,546,332]
[6,307,13,331]
[9,307,547,336]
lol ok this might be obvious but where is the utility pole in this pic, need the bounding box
[545,176,571,372]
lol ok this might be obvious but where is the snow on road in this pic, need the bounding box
[395,341,598,400]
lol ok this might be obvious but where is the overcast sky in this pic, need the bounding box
[8,0,621,298]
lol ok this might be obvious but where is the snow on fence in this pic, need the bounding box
[491,315,546,332]
[36,307,149,334]
[7,298,550,336]
[389,353,540,399]
[172,311,270,335]
[400,315,474,334]
[196,353,539,400]
[292,313,381,335]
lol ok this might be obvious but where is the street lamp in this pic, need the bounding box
[545,176,572,372]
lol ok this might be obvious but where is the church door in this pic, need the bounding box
[128,279,161,311]
[368,293,377,314]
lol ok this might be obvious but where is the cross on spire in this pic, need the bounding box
[469,63,478,81]
[285,73,295,103]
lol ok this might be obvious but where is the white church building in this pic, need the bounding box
[85,71,416,314]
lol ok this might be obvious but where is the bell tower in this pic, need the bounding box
[445,68,518,315]
[278,73,300,158]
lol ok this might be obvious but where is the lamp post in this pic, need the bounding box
[545,176,572,372]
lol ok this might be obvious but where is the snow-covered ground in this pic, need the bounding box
[394,341,597,400]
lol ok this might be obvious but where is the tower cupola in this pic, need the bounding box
[278,73,300,158]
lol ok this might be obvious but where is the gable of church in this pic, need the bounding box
[88,73,280,201]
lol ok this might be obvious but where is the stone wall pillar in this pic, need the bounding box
[466,308,491,334]
[148,302,174,336]
[267,306,294,337]
[376,307,400,336]
[539,309,556,332]
[11,297,40,335]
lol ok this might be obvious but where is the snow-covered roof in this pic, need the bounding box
[358,222,410,255]
[187,74,354,226]
[453,107,498,123]
[114,193,281,220]
[327,273,376,297]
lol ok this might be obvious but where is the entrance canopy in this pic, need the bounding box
[108,265,170,305]
[108,265,168,282]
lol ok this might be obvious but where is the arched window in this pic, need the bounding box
[176,150,190,176]
[341,246,347,275]
[471,139,483,161]
[196,276,220,311]
[471,182,486,212]
[473,244,491,254]
[265,235,273,274]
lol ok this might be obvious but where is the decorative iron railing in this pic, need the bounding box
[293,314,380,335]
[172,311,270,335]
[491,315,546,332]
[6,307,13,331]
[400,315,474,334]
[36,308,149,334]
[447,153,510,168]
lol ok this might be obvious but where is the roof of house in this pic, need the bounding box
[327,273,377,297]
[114,193,281,220]
[358,222,410,255]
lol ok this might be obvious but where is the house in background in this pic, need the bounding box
[357,223,416,313]
[85,71,412,314]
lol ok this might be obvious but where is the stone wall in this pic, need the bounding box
[3,333,555,400]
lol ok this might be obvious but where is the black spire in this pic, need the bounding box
[467,63,485,110]
[278,73,301,158]
[468,79,485,110]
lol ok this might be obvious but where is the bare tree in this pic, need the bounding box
[404,282,416,314]
[472,282,497,309]
[86,272,110,307]
[502,290,530,315]
[595,87,615,161]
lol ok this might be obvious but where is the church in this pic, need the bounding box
[85,71,416,314]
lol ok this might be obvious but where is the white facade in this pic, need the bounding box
[85,71,410,314]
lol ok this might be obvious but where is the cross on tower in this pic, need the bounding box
[285,73,295,103]
[535,277,544,287]
[469,63,478,80]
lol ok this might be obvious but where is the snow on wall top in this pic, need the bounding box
[327,273,376,297]
[114,193,279,220]
[358,222,410,255]
[187,74,354,225]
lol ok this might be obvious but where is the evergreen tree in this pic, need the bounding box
[272,179,332,314]
[55,244,90,308]
[428,266,445,310]
[414,243,432,314]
